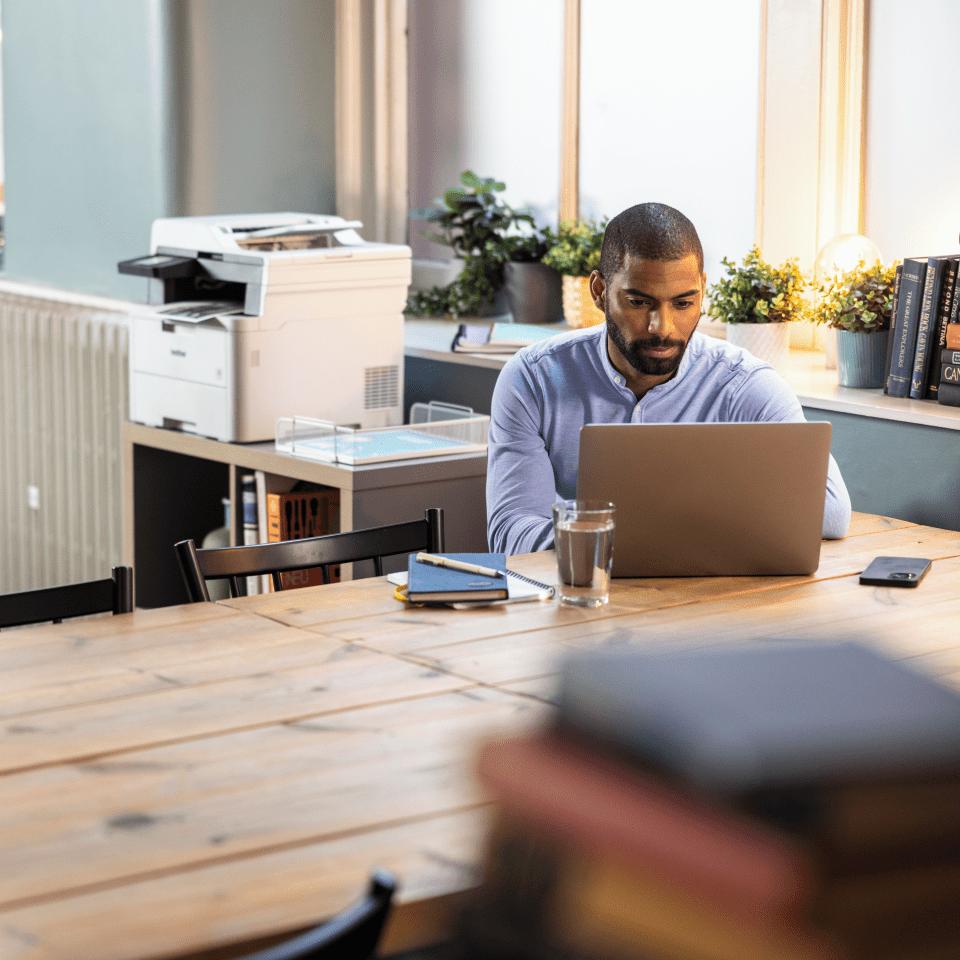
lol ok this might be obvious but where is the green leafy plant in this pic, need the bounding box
[406,171,552,317]
[410,170,534,258]
[707,246,809,324]
[542,218,607,277]
[811,259,899,333]
[500,229,556,264]
[406,254,502,318]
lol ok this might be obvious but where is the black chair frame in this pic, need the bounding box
[0,566,134,629]
[239,870,396,960]
[176,508,445,602]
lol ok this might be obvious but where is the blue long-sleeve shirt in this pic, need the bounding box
[486,326,851,555]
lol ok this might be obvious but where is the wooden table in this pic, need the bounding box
[5,512,960,960]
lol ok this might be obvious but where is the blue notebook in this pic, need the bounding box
[407,553,509,603]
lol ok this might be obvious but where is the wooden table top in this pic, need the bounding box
[4,512,960,960]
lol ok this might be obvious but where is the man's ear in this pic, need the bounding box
[588,270,606,310]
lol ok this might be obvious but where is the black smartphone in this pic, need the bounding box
[859,556,931,587]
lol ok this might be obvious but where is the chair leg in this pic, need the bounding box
[426,508,445,553]
[113,566,135,613]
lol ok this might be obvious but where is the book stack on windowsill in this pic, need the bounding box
[883,254,960,406]
[454,642,960,960]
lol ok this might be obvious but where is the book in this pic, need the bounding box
[741,776,960,869]
[452,321,560,353]
[923,256,958,399]
[947,324,960,350]
[240,473,261,595]
[909,256,945,398]
[938,381,960,407]
[477,735,813,917]
[476,737,960,960]
[479,822,960,960]
[942,347,960,366]
[388,567,554,604]
[265,486,339,588]
[941,362,960,387]
[882,263,902,395]
[406,552,509,602]
[556,642,960,794]
[886,257,927,397]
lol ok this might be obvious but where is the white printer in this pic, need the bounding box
[119,213,410,442]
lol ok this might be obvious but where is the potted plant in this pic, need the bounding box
[407,171,536,319]
[706,245,808,373]
[500,230,563,324]
[542,217,608,328]
[811,258,898,388]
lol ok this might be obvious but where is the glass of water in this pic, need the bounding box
[552,500,616,607]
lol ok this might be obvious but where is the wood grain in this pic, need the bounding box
[0,687,544,908]
[4,517,959,960]
[1,613,335,718]
[0,807,487,960]
[0,643,472,773]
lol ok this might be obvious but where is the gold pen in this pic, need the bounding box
[415,553,505,578]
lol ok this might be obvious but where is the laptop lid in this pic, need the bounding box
[576,422,831,577]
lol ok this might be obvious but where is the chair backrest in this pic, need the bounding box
[239,870,396,960]
[0,566,135,629]
[176,508,445,602]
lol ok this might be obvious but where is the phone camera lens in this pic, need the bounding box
[890,571,916,580]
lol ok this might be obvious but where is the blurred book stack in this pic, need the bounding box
[458,643,960,960]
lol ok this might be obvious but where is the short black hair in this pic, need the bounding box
[598,203,704,278]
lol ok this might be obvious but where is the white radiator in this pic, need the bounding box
[0,285,129,594]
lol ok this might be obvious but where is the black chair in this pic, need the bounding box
[0,566,134,629]
[239,870,396,960]
[175,508,445,602]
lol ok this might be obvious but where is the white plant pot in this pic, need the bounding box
[726,323,791,374]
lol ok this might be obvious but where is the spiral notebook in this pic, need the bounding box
[388,564,555,605]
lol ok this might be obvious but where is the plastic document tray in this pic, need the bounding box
[276,403,489,466]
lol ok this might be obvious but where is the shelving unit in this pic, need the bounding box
[123,421,488,608]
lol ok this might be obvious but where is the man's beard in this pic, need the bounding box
[605,306,695,378]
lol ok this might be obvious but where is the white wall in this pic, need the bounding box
[864,0,960,262]
[580,0,762,285]
[409,0,762,281]
[408,0,564,260]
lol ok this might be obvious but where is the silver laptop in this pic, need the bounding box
[577,422,832,577]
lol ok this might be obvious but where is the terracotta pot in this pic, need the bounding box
[562,275,605,328]
[726,322,791,373]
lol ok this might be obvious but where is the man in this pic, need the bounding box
[486,202,851,555]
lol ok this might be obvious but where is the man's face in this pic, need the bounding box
[591,252,706,382]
